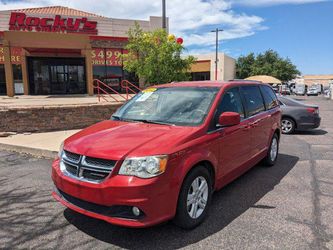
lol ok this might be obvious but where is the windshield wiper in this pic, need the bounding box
[132,119,175,126]
[111,116,137,123]
[112,116,175,125]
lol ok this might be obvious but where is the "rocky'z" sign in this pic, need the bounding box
[8,12,98,35]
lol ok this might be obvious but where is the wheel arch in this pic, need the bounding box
[175,152,218,193]
[191,160,216,189]
[274,128,281,140]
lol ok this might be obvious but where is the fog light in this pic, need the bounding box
[132,206,140,216]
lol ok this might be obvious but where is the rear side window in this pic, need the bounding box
[215,87,245,124]
[260,85,279,109]
[240,86,265,116]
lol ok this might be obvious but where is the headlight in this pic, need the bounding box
[118,155,168,178]
[58,141,64,158]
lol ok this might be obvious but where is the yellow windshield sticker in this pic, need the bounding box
[142,88,157,93]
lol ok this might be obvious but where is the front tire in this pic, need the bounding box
[173,166,212,229]
[263,133,279,166]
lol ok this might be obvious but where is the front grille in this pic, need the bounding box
[64,150,80,163]
[61,150,116,183]
[82,168,110,181]
[64,162,77,176]
[85,156,116,169]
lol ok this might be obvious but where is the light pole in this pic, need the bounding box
[211,28,223,80]
[162,0,166,29]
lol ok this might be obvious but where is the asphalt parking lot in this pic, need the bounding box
[0,96,332,250]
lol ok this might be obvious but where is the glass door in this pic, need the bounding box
[0,65,6,95]
[28,57,86,95]
[50,65,68,94]
[68,65,85,94]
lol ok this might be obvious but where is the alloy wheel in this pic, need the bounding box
[187,176,208,219]
[281,119,293,133]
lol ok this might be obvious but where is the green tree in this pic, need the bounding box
[121,23,195,87]
[236,49,300,82]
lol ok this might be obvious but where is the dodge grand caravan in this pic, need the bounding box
[52,81,281,229]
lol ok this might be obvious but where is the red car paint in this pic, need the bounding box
[52,81,281,228]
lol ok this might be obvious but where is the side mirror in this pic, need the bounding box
[218,112,240,127]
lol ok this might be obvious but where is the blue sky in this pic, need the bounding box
[216,1,333,74]
[1,0,332,74]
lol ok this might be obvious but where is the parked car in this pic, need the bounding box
[324,88,331,99]
[279,84,291,95]
[307,86,319,96]
[278,96,321,134]
[272,84,279,93]
[315,84,323,94]
[295,84,307,96]
[52,81,281,229]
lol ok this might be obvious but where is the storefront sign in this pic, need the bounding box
[8,12,98,35]
[0,47,22,64]
[92,48,126,66]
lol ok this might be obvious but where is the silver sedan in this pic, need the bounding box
[278,96,321,134]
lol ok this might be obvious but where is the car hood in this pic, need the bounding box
[64,120,199,160]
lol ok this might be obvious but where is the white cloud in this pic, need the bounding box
[230,0,327,6]
[0,0,323,56]
[0,0,265,48]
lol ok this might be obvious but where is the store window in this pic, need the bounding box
[0,65,6,95]
[92,48,139,93]
[191,72,210,81]
[93,65,123,91]
[13,64,23,94]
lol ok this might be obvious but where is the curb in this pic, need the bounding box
[0,143,57,159]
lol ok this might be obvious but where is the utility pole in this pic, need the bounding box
[162,0,166,29]
[210,28,223,80]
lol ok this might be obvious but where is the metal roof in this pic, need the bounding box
[5,6,105,18]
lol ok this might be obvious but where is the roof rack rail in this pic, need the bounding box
[229,79,261,82]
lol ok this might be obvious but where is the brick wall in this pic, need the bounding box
[0,103,122,133]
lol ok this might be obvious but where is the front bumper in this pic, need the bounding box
[52,158,179,228]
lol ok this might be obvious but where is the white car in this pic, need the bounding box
[307,87,319,96]
[295,84,306,95]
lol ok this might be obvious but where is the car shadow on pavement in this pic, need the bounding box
[294,129,327,135]
[64,153,299,249]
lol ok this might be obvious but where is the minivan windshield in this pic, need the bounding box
[112,87,219,126]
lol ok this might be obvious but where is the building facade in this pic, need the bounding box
[0,6,165,97]
[190,53,236,81]
[302,75,333,87]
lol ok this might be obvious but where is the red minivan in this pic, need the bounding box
[52,81,281,229]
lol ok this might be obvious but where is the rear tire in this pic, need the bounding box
[263,133,279,167]
[173,166,212,229]
[281,117,295,134]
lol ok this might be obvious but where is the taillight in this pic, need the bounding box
[307,107,319,114]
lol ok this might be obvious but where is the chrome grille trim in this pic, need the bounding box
[81,157,114,171]
[60,151,116,184]
[63,150,80,164]
[81,166,111,173]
